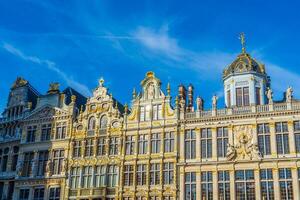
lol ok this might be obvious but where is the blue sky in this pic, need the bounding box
[1,0,300,110]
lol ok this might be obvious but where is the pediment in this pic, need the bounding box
[24,105,68,120]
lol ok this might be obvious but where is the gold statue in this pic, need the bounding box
[239,32,246,53]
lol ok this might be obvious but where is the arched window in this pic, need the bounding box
[100,115,107,130]
[88,116,96,130]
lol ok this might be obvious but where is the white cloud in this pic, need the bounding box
[2,43,91,96]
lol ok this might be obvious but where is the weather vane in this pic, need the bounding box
[239,32,246,53]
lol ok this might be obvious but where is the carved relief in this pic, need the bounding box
[226,125,261,161]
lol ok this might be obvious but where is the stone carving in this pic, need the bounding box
[46,159,53,176]
[16,161,23,176]
[212,95,218,108]
[226,125,262,161]
[286,86,293,102]
[147,83,155,99]
[266,87,273,104]
[196,96,203,111]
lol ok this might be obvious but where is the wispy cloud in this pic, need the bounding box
[2,42,91,96]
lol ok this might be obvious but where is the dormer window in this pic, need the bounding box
[140,105,151,122]
[236,87,249,106]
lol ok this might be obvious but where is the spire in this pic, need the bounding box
[132,88,136,99]
[167,82,170,96]
[239,32,246,53]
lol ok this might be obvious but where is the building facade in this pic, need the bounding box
[1,37,300,200]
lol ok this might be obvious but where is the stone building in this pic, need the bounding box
[1,35,300,200]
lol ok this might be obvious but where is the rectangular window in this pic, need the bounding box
[55,122,66,139]
[85,138,94,157]
[125,136,135,155]
[294,121,300,153]
[37,151,48,176]
[185,129,196,159]
[97,137,106,156]
[137,164,147,185]
[256,87,261,105]
[218,171,230,200]
[22,152,34,177]
[153,104,162,120]
[257,123,271,156]
[82,166,93,188]
[151,133,161,153]
[41,124,51,141]
[70,167,80,189]
[109,137,118,155]
[227,90,231,107]
[217,127,228,158]
[201,171,213,200]
[235,170,255,200]
[95,165,106,187]
[276,122,290,154]
[260,169,274,200]
[164,132,175,152]
[52,149,64,175]
[243,87,250,106]
[279,168,293,199]
[19,188,30,200]
[140,106,145,121]
[236,88,243,106]
[185,172,196,200]
[163,162,174,185]
[33,187,44,200]
[201,128,212,159]
[138,135,148,154]
[124,165,134,186]
[73,140,81,157]
[107,165,118,187]
[49,187,60,200]
[26,125,36,143]
[150,163,160,185]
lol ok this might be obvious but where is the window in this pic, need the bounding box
[201,128,212,159]
[276,122,290,154]
[236,87,249,106]
[109,137,118,155]
[256,87,261,105]
[164,132,175,152]
[153,104,162,120]
[1,148,8,172]
[22,152,34,177]
[294,121,300,153]
[151,133,161,153]
[125,136,135,155]
[138,135,148,154]
[73,140,81,157]
[70,167,80,189]
[19,188,30,200]
[87,116,96,135]
[163,162,174,185]
[52,149,64,175]
[235,170,255,200]
[185,129,196,159]
[95,165,106,187]
[85,138,94,157]
[279,168,293,199]
[82,166,93,188]
[107,165,118,187]
[41,124,51,141]
[97,137,106,156]
[227,90,231,107]
[33,187,44,200]
[124,165,134,186]
[185,172,196,200]
[140,106,150,121]
[137,164,147,185]
[201,171,213,200]
[150,163,160,185]
[258,123,271,156]
[218,171,230,200]
[55,122,66,139]
[37,151,48,176]
[217,127,228,158]
[49,187,60,200]
[260,169,274,200]
[26,125,36,143]
[11,146,19,171]
[99,115,108,134]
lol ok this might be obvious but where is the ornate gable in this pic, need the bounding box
[139,71,164,100]
[24,105,68,121]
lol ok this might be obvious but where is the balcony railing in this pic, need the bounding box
[185,101,300,119]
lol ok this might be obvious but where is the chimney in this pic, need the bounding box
[187,84,194,112]
[178,84,187,102]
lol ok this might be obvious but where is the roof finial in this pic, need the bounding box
[99,77,104,87]
[239,32,246,53]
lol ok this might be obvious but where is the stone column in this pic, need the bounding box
[269,122,277,158]
[292,167,299,200]
[212,127,217,161]
[179,167,185,200]
[213,170,218,199]
[195,128,201,162]
[273,168,280,200]
[196,170,201,200]
[179,127,185,162]
[254,168,261,199]
[230,169,236,200]
[288,121,296,156]
[31,150,38,177]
